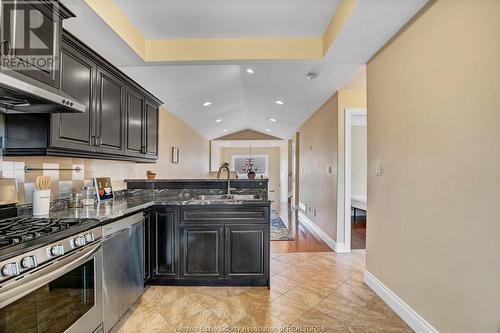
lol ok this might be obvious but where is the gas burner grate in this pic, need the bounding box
[0,217,97,248]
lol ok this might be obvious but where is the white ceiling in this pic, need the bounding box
[61,0,428,140]
[113,0,341,39]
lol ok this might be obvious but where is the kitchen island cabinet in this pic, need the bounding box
[147,204,270,286]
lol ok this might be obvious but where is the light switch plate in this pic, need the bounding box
[375,162,383,177]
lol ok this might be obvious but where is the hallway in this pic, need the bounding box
[271,203,332,253]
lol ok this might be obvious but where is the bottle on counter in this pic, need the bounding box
[82,186,95,206]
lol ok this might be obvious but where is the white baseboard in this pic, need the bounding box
[334,242,350,253]
[364,271,439,333]
[297,211,336,251]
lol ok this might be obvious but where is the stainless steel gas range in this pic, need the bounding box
[0,198,103,333]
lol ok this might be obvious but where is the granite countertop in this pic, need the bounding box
[41,195,271,224]
[124,178,268,183]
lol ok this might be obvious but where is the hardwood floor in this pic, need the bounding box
[351,215,367,250]
[271,203,332,253]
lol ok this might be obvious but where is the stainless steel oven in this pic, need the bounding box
[0,240,103,333]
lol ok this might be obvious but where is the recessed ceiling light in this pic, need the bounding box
[275,100,284,105]
[269,118,277,122]
[223,129,228,132]
[246,68,254,74]
[202,101,212,106]
[265,129,272,132]
[215,119,222,123]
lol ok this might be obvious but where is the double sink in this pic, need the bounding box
[194,194,262,201]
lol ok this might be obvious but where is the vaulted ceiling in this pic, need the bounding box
[61,0,428,139]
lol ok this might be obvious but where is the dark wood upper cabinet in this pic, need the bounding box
[0,0,74,88]
[3,30,162,162]
[145,101,159,157]
[95,67,125,155]
[50,40,96,152]
[125,88,145,157]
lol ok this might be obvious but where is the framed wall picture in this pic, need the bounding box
[93,177,114,201]
[172,146,179,164]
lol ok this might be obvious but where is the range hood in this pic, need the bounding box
[0,70,86,113]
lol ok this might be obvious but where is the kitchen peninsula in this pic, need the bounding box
[42,179,271,287]
[127,178,271,287]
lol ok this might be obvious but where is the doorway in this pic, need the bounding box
[344,109,367,251]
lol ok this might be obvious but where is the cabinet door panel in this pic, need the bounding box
[180,225,223,278]
[51,42,95,151]
[225,225,268,279]
[96,67,125,155]
[145,102,158,157]
[154,208,179,277]
[1,1,61,87]
[125,88,144,157]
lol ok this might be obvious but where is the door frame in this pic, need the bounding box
[344,108,367,252]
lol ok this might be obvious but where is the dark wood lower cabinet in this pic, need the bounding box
[153,207,179,279]
[180,225,224,279]
[225,224,269,279]
[148,205,270,286]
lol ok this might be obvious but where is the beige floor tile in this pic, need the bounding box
[112,251,411,333]
[292,308,350,333]
[207,295,252,324]
[314,294,364,324]
[347,307,413,333]
[269,295,310,325]
[239,287,282,305]
[303,276,342,293]
[271,259,294,274]
[364,295,397,317]
[274,253,309,266]
[270,275,302,294]
[156,295,206,325]
[232,313,287,331]
[284,284,329,307]
[344,272,366,288]
[279,266,317,282]
[188,288,226,309]
[333,283,375,307]
[147,286,189,307]
[175,309,229,332]
[111,302,175,333]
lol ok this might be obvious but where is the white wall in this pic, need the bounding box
[351,124,367,197]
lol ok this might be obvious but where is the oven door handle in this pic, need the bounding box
[0,243,102,308]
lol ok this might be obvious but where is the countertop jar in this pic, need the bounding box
[82,187,95,206]
[68,192,83,208]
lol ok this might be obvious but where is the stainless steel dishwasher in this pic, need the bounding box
[102,213,144,332]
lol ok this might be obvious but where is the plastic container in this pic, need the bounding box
[32,189,51,217]
[68,192,83,208]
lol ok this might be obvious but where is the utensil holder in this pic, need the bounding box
[33,189,51,217]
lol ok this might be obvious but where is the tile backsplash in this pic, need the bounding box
[1,156,139,204]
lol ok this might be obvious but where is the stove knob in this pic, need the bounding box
[73,236,86,248]
[50,245,64,257]
[2,263,20,277]
[84,233,95,243]
[21,256,38,269]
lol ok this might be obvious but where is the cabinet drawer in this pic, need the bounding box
[180,206,269,224]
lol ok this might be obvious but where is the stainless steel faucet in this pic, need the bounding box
[217,162,232,196]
